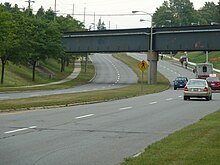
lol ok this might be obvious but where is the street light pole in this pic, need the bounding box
[132,11,153,53]
[132,11,157,84]
[54,0,56,15]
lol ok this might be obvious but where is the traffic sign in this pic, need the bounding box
[138,60,148,72]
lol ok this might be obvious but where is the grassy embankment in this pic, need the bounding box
[0,53,169,111]
[0,58,76,92]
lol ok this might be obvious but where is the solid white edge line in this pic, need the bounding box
[29,126,37,129]
[4,126,37,134]
[133,152,142,158]
[75,114,94,119]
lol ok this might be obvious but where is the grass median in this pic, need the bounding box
[0,53,169,112]
[121,109,220,165]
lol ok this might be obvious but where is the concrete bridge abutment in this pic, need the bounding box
[147,51,158,84]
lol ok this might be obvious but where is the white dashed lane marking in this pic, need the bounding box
[75,114,94,119]
[4,126,37,134]
[149,101,157,105]
[119,107,132,111]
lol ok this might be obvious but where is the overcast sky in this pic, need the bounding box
[0,0,219,29]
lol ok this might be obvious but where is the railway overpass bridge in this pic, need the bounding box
[62,25,220,84]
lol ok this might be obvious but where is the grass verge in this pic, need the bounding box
[121,109,220,165]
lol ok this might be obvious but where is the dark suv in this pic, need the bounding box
[173,77,188,90]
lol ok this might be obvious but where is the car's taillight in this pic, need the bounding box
[203,87,208,92]
[184,86,188,91]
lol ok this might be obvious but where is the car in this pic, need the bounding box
[173,77,188,90]
[206,77,220,90]
[183,79,212,101]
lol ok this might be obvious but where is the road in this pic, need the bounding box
[0,53,220,165]
[0,53,138,100]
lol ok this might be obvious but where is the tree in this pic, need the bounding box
[153,0,199,27]
[216,1,220,23]
[36,6,45,18]
[0,2,86,83]
[170,0,197,26]
[153,1,173,27]
[198,2,218,25]
[56,15,84,32]
[0,7,26,84]
[44,7,55,21]
[24,17,63,81]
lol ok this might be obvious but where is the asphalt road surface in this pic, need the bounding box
[0,53,220,165]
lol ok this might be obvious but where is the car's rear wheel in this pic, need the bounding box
[206,96,210,101]
[184,96,188,100]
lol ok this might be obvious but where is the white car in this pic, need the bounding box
[184,79,212,101]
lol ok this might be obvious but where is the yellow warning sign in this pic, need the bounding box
[138,60,148,72]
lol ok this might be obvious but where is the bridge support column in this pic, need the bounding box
[147,51,158,84]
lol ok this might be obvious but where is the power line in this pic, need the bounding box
[56,12,148,17]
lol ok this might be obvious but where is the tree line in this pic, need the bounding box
[0,2,85,84]
[153,0,220,27]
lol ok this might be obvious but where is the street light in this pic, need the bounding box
[140,19,151,22]
[132,10,155,84]
[132,11,153,53]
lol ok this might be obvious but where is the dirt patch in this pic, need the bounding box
[210,57,220,62]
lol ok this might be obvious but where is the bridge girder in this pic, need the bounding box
[62,25,220,53]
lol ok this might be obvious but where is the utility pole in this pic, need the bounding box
[93,12,96,30]
[83,6,86,25]
[109,21,111,30]
[25,0,35,15]
[72,3,75,18]
[54,0,57,21]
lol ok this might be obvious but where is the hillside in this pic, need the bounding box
[174,51,220,69]
[0,59,74,87]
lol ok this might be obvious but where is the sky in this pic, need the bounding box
[0,0,219,29]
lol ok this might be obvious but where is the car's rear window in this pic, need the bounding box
[187,80,206,87]
[206,77,219,82]
[176,77,187,81]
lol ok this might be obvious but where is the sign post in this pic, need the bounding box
[138,60,148,91]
